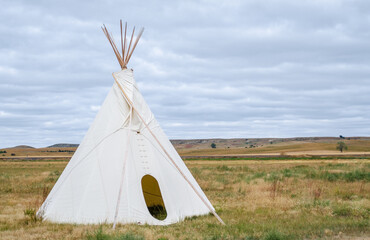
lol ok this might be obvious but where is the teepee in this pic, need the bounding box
[38,21,224,226]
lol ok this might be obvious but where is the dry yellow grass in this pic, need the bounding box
[0,158,369,239]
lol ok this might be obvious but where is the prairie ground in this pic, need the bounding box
[0,158,369,240]
[1,138,370,159]
[176,139,370,156]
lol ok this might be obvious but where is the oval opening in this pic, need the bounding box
[141,175,167,220]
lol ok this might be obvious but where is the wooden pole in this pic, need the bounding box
[120,20,124,63]
[125,28,144,65]
[102,22,143,69]
[125,27,135,61]
[123,22,127,64]
[101,25,125,69]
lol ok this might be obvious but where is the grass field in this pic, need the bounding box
[0,158,369,240]
[177,139,370,156]
[2,138,370,159]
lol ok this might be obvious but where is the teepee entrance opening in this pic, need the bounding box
[141,175,167,220]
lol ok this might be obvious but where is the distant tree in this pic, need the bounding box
[211,143,216,148]
[11,153,16,156]
[339,135,345,139]
[336,141,348,153]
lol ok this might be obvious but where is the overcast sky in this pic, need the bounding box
[1,0,370,148]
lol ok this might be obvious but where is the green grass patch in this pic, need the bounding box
[244,165,370,183]
[86,226,144,240]
[263,230,293,240]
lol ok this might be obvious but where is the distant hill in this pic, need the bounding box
[46,137,370,149]
[1,137,369,160]
[4,136,369,151]
[47,143,79,148]
[12,145,35,149]
[171,136,370,150]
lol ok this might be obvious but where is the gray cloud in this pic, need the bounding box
[0,0,369,148]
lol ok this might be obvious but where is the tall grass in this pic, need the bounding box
[0,159,369,239]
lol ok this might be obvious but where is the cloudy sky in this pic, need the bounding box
[1,0,370,148]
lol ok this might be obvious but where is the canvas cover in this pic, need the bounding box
[38,69,213,225]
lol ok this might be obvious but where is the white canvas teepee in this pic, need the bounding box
[38,21,224,226]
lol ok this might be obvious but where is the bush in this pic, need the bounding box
[23,207,42,224]
[336,141,348,152]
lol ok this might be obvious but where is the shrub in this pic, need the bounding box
[336,141,348,152]
[23,207,42,224]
